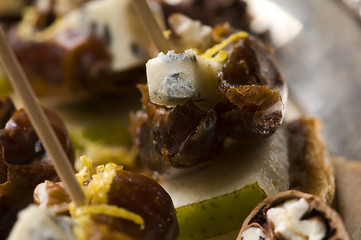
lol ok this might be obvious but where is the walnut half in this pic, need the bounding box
[237,190,351,240]
[33,180,71,215]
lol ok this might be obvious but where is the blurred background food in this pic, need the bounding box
[1,0,361,239]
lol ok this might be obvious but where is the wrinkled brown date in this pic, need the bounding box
[0,97,74,239]
[217,35,284,144]
[130,85,221,175]
[7,27,111,98]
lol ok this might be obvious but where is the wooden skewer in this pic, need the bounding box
[0,28,85,207]
[133,0,172,53]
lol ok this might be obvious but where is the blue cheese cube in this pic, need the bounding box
[80,0,164,71]
[146,50,220,108]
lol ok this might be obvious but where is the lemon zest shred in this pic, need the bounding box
[86,162,117,205]
[163,30,171,39]
[75,156,93,186]
[70,157,145,239]
[73,205,144,227]
[201,31,248,60]
[209,50,228,62]
[71,214,91,240]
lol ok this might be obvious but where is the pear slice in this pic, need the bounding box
[160,126,289,240]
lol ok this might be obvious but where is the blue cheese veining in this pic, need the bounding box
[146,49,221,108]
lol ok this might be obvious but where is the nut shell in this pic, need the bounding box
[237,190,351,240]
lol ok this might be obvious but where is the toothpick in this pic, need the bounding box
[133,0,172,53]
[0,28,84,207]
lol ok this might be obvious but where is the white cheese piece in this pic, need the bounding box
[168,13,214,52]
[80,0,164,71]
[244,0,303,48]
[241,227,269,240]
[8,205,75,240]
[146,49,220,108]
[267,198,326,240]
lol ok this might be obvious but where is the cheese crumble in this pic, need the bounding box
[267,198,326,240]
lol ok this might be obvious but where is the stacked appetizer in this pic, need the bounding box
[9,157,179,240]
[129,14,337,239]
[0,1,357,240]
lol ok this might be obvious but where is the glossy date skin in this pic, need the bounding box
[99,169,179,240]
[0,97,15,128]
[0,97,74,239]
[7,27,111,98]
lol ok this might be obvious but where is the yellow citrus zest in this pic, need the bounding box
[70,156,145,240]
[201,31,248,61]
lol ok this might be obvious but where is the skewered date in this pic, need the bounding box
[101,169,179,240]
[39,167,180,239]
[0,97,74,239]
[132,28,286,174]
[0,105,74,165]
